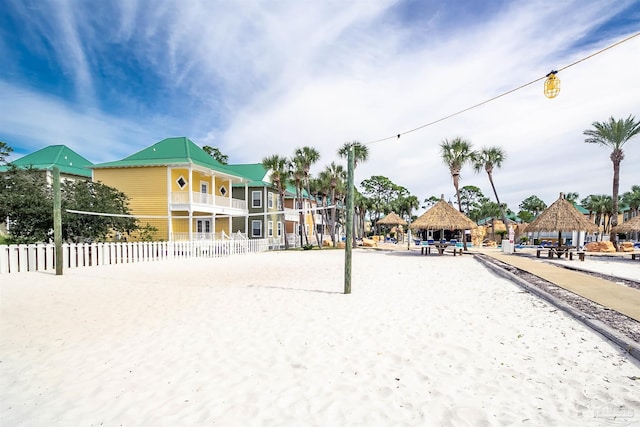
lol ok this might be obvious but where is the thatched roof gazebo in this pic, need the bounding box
[611,215,640,233]
[377,212,407,227]
[524,192,598,244]
[376,211,407,243]
[410,199,477,231]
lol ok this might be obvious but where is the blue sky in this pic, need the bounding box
[1,0,639,213]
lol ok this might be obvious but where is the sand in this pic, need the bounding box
[1,249,639,426]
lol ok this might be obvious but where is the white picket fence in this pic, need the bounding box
[0,239,271,274]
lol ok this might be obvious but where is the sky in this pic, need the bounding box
[1,0,639,215]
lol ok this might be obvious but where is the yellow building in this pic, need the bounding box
[91,137,248,241]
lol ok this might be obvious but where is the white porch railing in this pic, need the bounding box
[0,240,271,274]
[170,192,246,210]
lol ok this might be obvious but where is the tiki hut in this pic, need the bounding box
[376,212,407,242]
[410,198,477,232]
[524,192,598,245]
[611,215,640,234]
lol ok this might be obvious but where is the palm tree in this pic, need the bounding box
[622,185,640,217]
[584,115,640,249]
[338,140,369,245]
[564,192,580,204]
[321,162,346,247]
[294,146,321,247]
[353,190,369,240]
[621,185,640,240]
[472,146,507,235]
[440,137,475,250]
[395,194,419,248]
[290,157,307,246]
[338,141,369,168]
[583,194,613,240]
[262,154,291,249]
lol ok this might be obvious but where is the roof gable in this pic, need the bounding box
[92,137,240,177]
[1,145,93,177]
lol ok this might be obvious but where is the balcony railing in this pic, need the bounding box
[171,192,247,210]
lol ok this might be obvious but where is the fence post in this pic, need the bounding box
[0,245,8,274]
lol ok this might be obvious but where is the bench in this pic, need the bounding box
[632,253,639,261]
[569,251,585,261]
[449,247,463,256]
[537,248,584,261]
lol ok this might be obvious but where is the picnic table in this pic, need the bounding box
[536,245,582,260]
[420,242,462,256]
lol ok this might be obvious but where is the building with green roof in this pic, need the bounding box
[91,137,250,242]
[0,145,93,181]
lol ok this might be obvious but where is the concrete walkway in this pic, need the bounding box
[481,251,640,322]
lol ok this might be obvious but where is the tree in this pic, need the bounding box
[393,190,419,246]
[459,185,485,216]
[584,115,640,249]
[353,189,369,240]
[0,166,52,243]
[621,185,640,240]
[338,141,369,245]
[202,146,229,164]
[320,162,346,247]
[294,146,321,247]
[519,195,547,217]
[262,154,291,249]
[564,192,580,204]
[0,166,137,243]
[338,141,369,168]
[516,210,534,223]
[621,185,640,217]
[472,146,507,231]
[0,141,13,165]
[290,157,307,246]
[440,137,475,250]
[582,194,613,238]
[360,175,397,235]
[61,180,137,242]
[422,195,440,210]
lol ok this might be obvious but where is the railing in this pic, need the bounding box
[170,192,247,210]
[0,239,271,274]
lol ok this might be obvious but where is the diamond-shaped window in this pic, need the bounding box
[177,176,187,189]
[219,185,227,196]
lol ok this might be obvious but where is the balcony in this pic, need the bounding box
[171,191,247,214]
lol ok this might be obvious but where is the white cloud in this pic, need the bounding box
[2,0,639,213]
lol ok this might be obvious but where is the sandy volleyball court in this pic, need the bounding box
[1,249,639,426]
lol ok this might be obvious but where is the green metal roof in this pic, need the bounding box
[226,163,300,196]
[226,163,271,187]
[574,204,589,214]
[91,137,242,179]
[0,145,93,177]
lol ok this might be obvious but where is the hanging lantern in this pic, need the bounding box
[544,70,560,98]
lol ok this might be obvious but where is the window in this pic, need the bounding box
[268,221,274,237]
[252,191,262,208]
[277,196,282,211]
[252,220,262,237]
[277,222,282,237]
[268,192,274,208]
[176,176,187,189]
[200,182,209,203]
[219,185,227,196]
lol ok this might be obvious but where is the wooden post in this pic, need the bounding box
[344,145,355,294]
[53,167,63,275]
